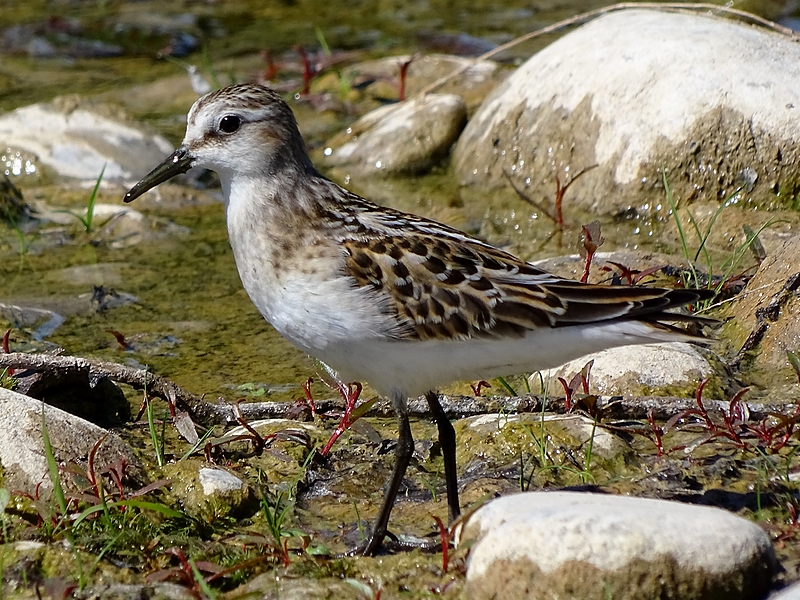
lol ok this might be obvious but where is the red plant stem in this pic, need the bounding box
[470,380,491,396]
[694,379,715,430]
[557,377,573,412]
[398,57,415,101]
[647,410,664,457]
[302,377,317,416]
[295,47,314,95]
[432,515,450,572]
[320,382,363,456]
[262,50,278,80]
[554,176,565,228]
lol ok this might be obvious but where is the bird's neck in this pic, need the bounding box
[224,165,339,239]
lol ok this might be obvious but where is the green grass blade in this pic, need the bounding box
[41,406,67,517]
[788,351,800,382]
[663,171,700,288]
[85,164,106,234]
[315,27,331,56]
[189,558,217,600]
[115,499,184,517]
[495,376,517,396]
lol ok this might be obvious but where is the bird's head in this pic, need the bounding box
[124,83,313,203]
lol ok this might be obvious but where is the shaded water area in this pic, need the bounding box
[2,0,800,598]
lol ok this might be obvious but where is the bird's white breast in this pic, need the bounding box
[224,178,399,356]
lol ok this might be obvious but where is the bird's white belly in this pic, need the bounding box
[316,320,691,399]
[231,241,399,357]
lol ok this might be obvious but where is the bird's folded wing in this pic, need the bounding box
[342,229,712,343]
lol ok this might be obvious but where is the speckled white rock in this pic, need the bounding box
[461,492,776,600]
[454,8,800,214]
[199,467,244,495]
[323,93,467,176]
[0,100,173,182]
[167,460,256,521]
[539,342,718,397]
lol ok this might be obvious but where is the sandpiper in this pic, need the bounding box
[125,83,713,555]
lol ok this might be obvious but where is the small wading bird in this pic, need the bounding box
[125,83,714,555]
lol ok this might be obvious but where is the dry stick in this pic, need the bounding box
[0,352,334,426]
[3,353,796,426]
[0,352,201,417]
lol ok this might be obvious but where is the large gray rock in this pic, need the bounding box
[0,387,143,498]
[454,9,800,215]
[0,97,173,183]
[323,93,467,176]
[460,491,776,600]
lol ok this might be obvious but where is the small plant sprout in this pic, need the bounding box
[504,164,597,231]
[58,164,106,234]
[579,221,604,283]
[397,55,417,101]
[320,381,368,456]
[600,262,667,286]
[663,171,781,306]
[431,514,451,572]
[470,380,492,396]
[2,328,13,377]
[293,46,317,96]
[635,367,800,457]
[146,547,222,597]
[300,365,377,457]
[557,360,593,412]
[260,50,279,81]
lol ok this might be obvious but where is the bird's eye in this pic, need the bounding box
[218,115,241,134]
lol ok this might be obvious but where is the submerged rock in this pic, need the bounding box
[0,98,173,183]
[0,174,35,226]
[0,303,65,340]
[323,93,466,176]
[454,8,800,215]
[460,491,776,600]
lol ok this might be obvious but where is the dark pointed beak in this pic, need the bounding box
[124,146,194,203]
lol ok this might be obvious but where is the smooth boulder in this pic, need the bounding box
[0,387,144,498]
[454,9,800,215]
[322,93,467,176]
[461,491,776,600]
[0,97,174,183]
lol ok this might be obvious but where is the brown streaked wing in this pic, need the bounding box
[335,188,713,341]
[344,232,571,341]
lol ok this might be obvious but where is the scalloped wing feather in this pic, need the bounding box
[338,199,713,343]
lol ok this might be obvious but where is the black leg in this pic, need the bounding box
[425,390,460,524]
[361,394,414,556]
